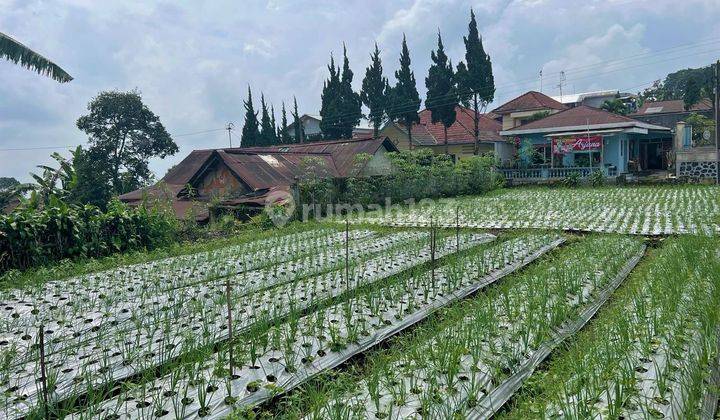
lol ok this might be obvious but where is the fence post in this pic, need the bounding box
[38,325,49,419]
[226,278,234,377]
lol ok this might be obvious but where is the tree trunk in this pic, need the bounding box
[473,93,480,155]
[444,125,449,155]
[407,119,413,150]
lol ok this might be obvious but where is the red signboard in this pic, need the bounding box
[552,136,602,153]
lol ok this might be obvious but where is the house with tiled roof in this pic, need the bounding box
[379,105,512,163]
[119,137,397,221]
[499,105,673,179]
[630,99,713,128]
[492,91,567,131]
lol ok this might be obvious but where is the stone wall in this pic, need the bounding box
[678,161,718,179]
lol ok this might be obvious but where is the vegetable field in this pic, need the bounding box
[357,185,720,236]
[1,186,719,419]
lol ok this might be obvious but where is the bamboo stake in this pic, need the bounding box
[39,325,49,419]
[226,278,233,377]
[456,205,460,253]
[345,217,350,291]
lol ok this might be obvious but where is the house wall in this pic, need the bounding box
[197,161,248,198]
[303,118,322,137]
[502,109,561,130]
[362,147,395,176]
[521,133,628,173]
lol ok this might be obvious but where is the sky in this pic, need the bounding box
[2,0,720,183]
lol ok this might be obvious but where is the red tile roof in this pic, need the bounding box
[492,91,567,115]
[393,106,502,145]
[632,99,713,116]
[502,105,672,135]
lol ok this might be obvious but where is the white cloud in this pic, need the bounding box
[1,0,720,182]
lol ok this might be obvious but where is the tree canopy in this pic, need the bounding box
[425,32,458,153]
[241,86,260,147]
[76,90,177,196]
[320,46,362,140]
[456,9,494,154]
[640,64,716,108]
[361,43,389,138]
[387,35,421,149]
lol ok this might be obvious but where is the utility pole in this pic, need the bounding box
[557,71,566,102]
[226,122,234,148]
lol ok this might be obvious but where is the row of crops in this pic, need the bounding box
[355,185,720,236]
[1,222,718,419]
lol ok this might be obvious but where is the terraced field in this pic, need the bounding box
[1,186,719,419]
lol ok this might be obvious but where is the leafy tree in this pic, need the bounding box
[69,147,114,208]
[319,54,343,139]
[683,78,702,111]
[601,99,630,115]
[425,32,458,154]
[0,31,73,82]
[361,43,389,138]
[0,177,19,191]
[270,104,279,145]
[292,96,304,143]
[0,177,23,210]
[241,86,260,147]
[387,35,421,149]
[279,102,292,144]
[338,45,362,139]
[259,93,277,146]
[76,90,177,195]
[456,9,495,154]
[640,64,716,106]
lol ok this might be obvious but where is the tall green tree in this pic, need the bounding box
[338,44,362,139]
[456,9,495,154]
[241,86,260,147]
[683,78,702,111]
[640,64,717,106]
[361,43,389,138]
[425,32,458,154]
[76,90,177,195]
[319,55,343,139]
[387,35,421,149]
[270,104,279,145]
[0,32,73,82]
[259,94,275,146]
[279,102,292,144]
[292,96,304,143]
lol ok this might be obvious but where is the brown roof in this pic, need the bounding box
[120,137,396,219]
[492,91,567,115]
[632,99,713,116]
[391,106,503,146]
[502,105,669,133]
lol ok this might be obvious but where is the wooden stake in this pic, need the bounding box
[345,217,350,291]
[39,325,49,419]
[226,278,234,377]
[456,205,460,253]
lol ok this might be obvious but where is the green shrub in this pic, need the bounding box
[0,198,180,273]
[589,169,606,187]
[562,171,582,188]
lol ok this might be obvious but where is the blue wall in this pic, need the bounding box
[519,133,629,174]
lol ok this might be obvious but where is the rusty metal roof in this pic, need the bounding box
[120,137,395,216]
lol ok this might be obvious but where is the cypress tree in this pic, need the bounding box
[319,55,343,139]
[387,35,421,149]
[361,43,389,138]
[456,9,495,154]
[270,104,278,145]
[292,96,304,143]
[338,44,362,139]
[280,102,292,144]
[241,86,260,147]
[425,32,458,155]
[259,93,275,146]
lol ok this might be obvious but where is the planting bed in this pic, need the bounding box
[1,228,491,419]
[74,234,563,419]
[503,236,720,419]
[292,236,646,419]
[356,185,720,235]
